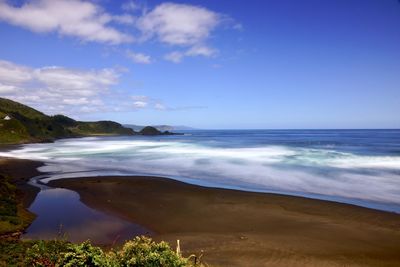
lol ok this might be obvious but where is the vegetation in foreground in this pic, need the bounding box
[0,174,35,236]
[0,236,201,267]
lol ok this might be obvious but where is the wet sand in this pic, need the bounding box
[51,176,400,267]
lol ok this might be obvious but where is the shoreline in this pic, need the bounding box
[1,156,400,265]
[50,175,400,266]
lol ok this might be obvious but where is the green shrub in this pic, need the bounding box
[60,241,109,267]
[113,236,189,267]
[20,236,199,267]
[0,240,35,267]
[0,174,18,222]
[25,240,70,266]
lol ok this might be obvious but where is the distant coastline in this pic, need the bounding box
[0,97,180,145]
[124,124,196,132]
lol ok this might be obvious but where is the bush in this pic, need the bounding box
[60,241,108,267]
[25,240,70,266]
[21,236,199,267]
[113,236,189,267]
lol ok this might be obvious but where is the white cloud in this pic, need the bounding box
[164,51,184,63]
[130,94,204,111]
[0,1,240,62]
[0,83,16,93]
[136,2,239,62]
[0,60,33,84]
[130,96,149,108]
[112,14,135,25]
[126,51,152,64]
[131,95,149,101]
[0,59,119,115]
[130,95,168,110]
[133,101,147,108]
[233,23,243,31]
[186,45,217,57]
[137,3,220,46]
[122,1,140,12]
[0,0,133,44]
[154,103,166,110]
[62,97,90,105]
[34,66,118,96]
[164,45,217,63]
[0,60,182,116]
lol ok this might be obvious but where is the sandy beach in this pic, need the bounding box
[1,155,400,266]
[50,176,400,267]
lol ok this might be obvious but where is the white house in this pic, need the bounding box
[3,115,11,120]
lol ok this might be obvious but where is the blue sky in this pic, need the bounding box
[0,0,399,129]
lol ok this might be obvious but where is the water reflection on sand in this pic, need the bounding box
[23,187,150,245]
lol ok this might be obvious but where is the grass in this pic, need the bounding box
[0,119,31,144]
[0,174,36,235]
[0,98,46,120]
[0,204,35,236]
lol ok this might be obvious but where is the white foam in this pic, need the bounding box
[2,137,400,206]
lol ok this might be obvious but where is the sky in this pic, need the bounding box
[0,0,399,129]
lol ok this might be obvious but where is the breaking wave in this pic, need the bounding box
[2,132,400,212]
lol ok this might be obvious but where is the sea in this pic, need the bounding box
[2,129,400,213]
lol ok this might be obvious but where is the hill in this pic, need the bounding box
[124,124,195,131]
[0,98,134,145]
[139,126,183,136]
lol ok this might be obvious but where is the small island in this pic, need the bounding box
[139,126,183,136]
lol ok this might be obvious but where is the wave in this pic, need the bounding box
[1,137,400,211]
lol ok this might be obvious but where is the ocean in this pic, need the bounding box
[2,129,400,213]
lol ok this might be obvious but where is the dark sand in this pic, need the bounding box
[51,176,400,267]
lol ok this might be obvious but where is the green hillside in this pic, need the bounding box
[0,98,46,120]
[0,98,134,145]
